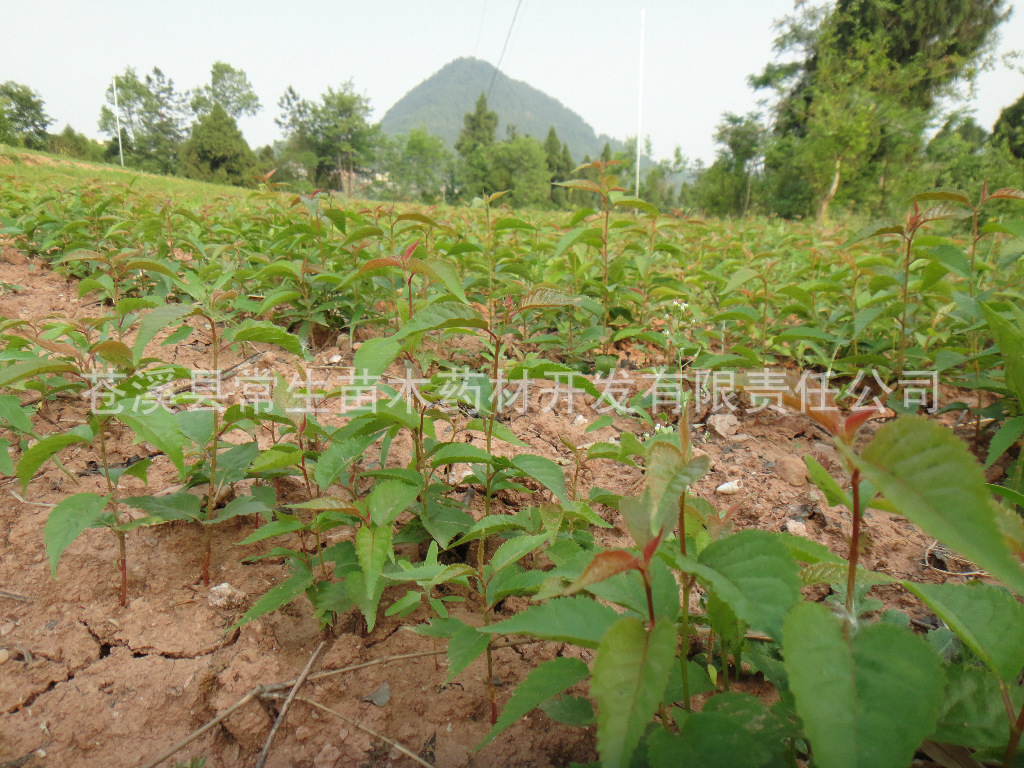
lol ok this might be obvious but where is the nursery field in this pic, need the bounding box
[1,150,1024,768]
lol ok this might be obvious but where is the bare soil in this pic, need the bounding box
[0,252,1000,767]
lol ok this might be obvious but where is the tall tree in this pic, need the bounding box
[99,67,189,174]
[992,92,1024,159]
[0,81,52,149]
[275,81,377,192]
[753,0,1008,218]
[178,104,256,186]
[190,62,261,120]
[454,93,497,157]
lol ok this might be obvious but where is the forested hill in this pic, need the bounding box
[380,57,621,160]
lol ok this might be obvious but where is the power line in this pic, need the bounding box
[487,0,524,101]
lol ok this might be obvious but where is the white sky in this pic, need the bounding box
[3,1,1022,164]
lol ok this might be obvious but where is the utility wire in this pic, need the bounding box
[487,0,524,100]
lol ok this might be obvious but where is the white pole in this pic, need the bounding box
[112,77,124,167]
[636,8,646,195]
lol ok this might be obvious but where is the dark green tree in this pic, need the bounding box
[372,127,451,202]
[992,92,1024,159]
[47,125,105,161]
[275,81,378,192]
[454,93,498,157]
[99,67,189,174]
[0,81,52,149]
[543,126,573,207]
[190,62,261,120]
[178,104,256,186]
[486,135,550,208]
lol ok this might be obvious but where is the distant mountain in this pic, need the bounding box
[380,57,622,162]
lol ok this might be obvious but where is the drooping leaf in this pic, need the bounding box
[984,416,1024,470]
[17,426,93,491]
[122,491,204,523]
[783,602,945,768]
[45,493,113,578]
[480,596,623,648]
[355,522,393,600]
[845,416,1024,595]
[510,453,569,504]
[445,619,490,681]
[478,657,590,747]
[232,565,314,629]
[228,319,305,357]
[903,580,1024,683]
[0,359,78,389]
[592,617,677,768]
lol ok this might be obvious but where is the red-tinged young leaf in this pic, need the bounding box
[556,178,604,196]
[839,408,884,445]
[401,238,421,263]
[562,550,642,595]
[592,618,677,768]
[984,187,1024,202]
[913,190,974,207]
[478,657,590,748]
[91,340,134,369]
[357,257,403,275]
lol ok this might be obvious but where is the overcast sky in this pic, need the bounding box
[4,1,1023,164]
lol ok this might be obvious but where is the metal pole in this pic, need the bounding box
[636,8,646,195]
[112,77,124,166]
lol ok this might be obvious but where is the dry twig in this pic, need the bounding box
[254,640,328,768]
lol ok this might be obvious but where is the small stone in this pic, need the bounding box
[362,681,391,707]
[0,620,15,637]
[313,744,342,768]
[0,649,9,664]
[775,456,808,487]
[785,519,809,538]
[707,414,739,438]
[572,414,587,427]
[327,354,343,364]
[208,583,247,609]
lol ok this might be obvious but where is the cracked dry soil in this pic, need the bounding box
[0,252,999,767]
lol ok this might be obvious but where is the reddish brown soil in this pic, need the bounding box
[0,252,1000,767]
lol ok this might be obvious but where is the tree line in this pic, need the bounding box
[2,0,1023,217]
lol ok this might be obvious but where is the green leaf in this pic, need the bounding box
[249,444,302,474]
[843,218,905,246]
[345,569,387,632]
[783,602,944,768]
[592,617,677,768]
[17,426,93,491]
[228,319,305,357]
[478,657,590,747]
[352,336,401,379]
[114,404,186,477]
[446,620,491,681]
[45,493,113,578]
[932,664,1021,749]
[540,695,595,726]
[207,487,275,524]
[132,305,192,360]
[0,439,13,476]
[417,258,468,304]
[668,530,802,642]
[394,302,488,340]
[237,514,307,545]
[363,479,420,526]
[0,359,78,389]
[232,565,314,629]
[122,491,203,522]
[510,453,568,504]
[985,415,1024,470]
[355,523,393,600]
[980,302,1024,405]
[313,434,375,490]
[487,533,549,575]
[903,581,1024,683]
[721,267,756,296]
[480,596,622,648]
[0,394,35,434]
[804,455,851,508]
[428,442,496,467]
[846,416,1024,595]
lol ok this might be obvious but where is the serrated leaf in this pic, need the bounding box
[592,617,676,768]
[845,416,1024,595]
[0,359,78,389]
[805,455,851,508]
[428,442,496,467]
[18,427,93,490]
[113,403,186,477]
[487,533,549,575]
[355,523,393,601]
[478,657,590,747]
[91,340,134,369]
[45,493,113,578]
[352,336,400,380]
[783,602,945,768]
[228,319,304,357]
[363,479,420,526]
[232,565,314,629]
[903,581,1024,683]
[510,453,568,504]
[122,491,204,522]
[556,178,604,196]
[0,394,35,434]
[984,415,1024,470]
[560,550,641,596]
[480,596,622,648]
